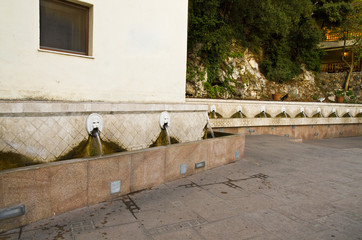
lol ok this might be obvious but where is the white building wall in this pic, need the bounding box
[0,0,188,103]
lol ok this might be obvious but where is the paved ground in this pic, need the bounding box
[1,135,362,240]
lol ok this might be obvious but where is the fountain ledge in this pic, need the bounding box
[210,117,362,128]
[0,101,208,114]
[0,133,244,233]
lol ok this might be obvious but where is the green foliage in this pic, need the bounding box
[342,0,362,64]
[187,0,354,89]
[335,89,346,96]
[203,82,218,98]
[188,0,235,97]
[186,63,205,83]
[341,90,357,103]
[312,0,354,28]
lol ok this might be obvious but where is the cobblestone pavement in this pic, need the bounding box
[1,135,361,240]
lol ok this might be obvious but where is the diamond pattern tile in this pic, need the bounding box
[170,112,207,142]
[0,111,207,163]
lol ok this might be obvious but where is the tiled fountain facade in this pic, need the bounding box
[1,99,361,232]
[0,100,361,163]
[0,102,208,162]
[188,98,362,139]
[188,99,362,126]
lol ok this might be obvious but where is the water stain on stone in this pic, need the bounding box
[0,137,126,172]
[254,112,271,118]
[150,130,179,147]
[57,137,126,161]
[208,111,223,119]
[0,151,40,171]
[0,235,12,240]
[231,112,247,118]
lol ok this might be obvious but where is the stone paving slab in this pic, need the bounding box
[1,135,362,240]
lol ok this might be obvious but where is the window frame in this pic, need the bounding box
[39,0,90,56]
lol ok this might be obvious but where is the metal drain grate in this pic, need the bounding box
[178,182,200,188]
[121,195,140,219]
[250,173,269,180]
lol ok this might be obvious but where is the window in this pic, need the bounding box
[40,0,89,55]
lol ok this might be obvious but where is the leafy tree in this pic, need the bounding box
[187,0,354,94]
[188,0,232,81]
[312,0,354,29]
[340,0,362,90]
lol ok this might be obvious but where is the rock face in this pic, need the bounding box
[186,49,361,103]
[318,72,362,103]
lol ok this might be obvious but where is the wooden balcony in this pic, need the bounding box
[321,61,362,73]
[324,31,361,42]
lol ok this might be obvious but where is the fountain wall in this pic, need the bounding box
[187,99,362,139]
[0,132,244,233]
[0,0,188,103]
[1,98,361,232]
[0,101,207,163]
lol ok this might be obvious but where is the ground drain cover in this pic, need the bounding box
[179,182,200,188]
[147,217,207,235]
[121,195,140,219]
[70,220,95,234]
[250,173,269,180]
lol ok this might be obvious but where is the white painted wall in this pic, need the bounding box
[0,0,188,103]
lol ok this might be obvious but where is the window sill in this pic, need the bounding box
[38,49,94,59]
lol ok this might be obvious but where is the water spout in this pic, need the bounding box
[331,108,339,118]
[86,113,104,157]
[206,114,215,138]
[237,106,243,118]
[92,128,103,156]
[317,108,323,118]
[260,106,267,118]
[164,123,171,145]
[282,107,287,118]
[210,105,217,119]
[300,107,306,118]
[160,111,172,144]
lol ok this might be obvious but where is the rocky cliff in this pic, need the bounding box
[186,50,361,103]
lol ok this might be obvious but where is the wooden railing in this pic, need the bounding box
[324,32,361,42]
[321,61,361,72]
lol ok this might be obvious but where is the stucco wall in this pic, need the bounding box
[0,0,188,103]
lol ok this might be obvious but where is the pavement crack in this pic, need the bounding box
[17,226,22,240]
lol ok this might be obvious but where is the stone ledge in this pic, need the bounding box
[0,134,245,233]
[187,98,360,107]
[210,117,362,128]
[187,98,362,120]
[0,101,208,114]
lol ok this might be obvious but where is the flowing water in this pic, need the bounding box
[206,116,215,138]
[164,125,171,145]
[94,131,103,156]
